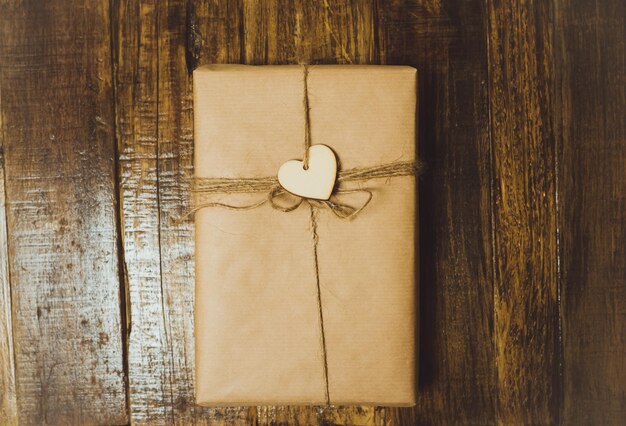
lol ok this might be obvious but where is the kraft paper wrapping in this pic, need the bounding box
[193,64,417,406]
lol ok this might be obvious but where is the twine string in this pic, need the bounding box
[302,64,312,169]
[178,160,420,223]
[308,204,330,404]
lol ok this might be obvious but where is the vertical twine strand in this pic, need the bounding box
[302,64,330,405]
[309,205,331,405]
[302,65,312,170]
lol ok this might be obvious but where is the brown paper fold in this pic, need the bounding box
[193,64,417,406]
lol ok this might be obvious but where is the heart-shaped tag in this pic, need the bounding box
[277,144,337,200]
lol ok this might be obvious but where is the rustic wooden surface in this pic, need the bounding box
[0,0,624,425]
[0,1,127,424]
[555,1,626,424]
[487,1,560,423]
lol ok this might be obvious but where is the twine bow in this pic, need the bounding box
[178,160,419,223]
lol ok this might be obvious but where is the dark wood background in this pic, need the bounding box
[0,0,623,425]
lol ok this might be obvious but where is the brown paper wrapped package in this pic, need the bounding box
[193,64,417,406]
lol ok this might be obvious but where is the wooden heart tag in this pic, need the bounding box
[277,144,337,200]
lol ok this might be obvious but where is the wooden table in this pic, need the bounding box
[0,1,623,424]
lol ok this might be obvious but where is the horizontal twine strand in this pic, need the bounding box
[190,160,420,194]
[175,159,422,223]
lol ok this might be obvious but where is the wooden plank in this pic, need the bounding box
[114,0,165,422]
[379,0,496,424]
[256,406,379,426]
[243,0,380,65]
[0,105,18,424]
[115,0,254,423]
[554,0,626,423]
[486,0,560,423]
[0,1,128,424]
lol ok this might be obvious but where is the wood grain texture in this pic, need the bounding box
[0,0,624,424]
[114,0,165,422]
[486,0,560,424]
[242,0,381,66]
[554,0,626,424]
[0,104,18,425]
[115,0,254,423]
[0,0,127,424]
[379,0,496,424]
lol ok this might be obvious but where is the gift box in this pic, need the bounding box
[193,64,417,406]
